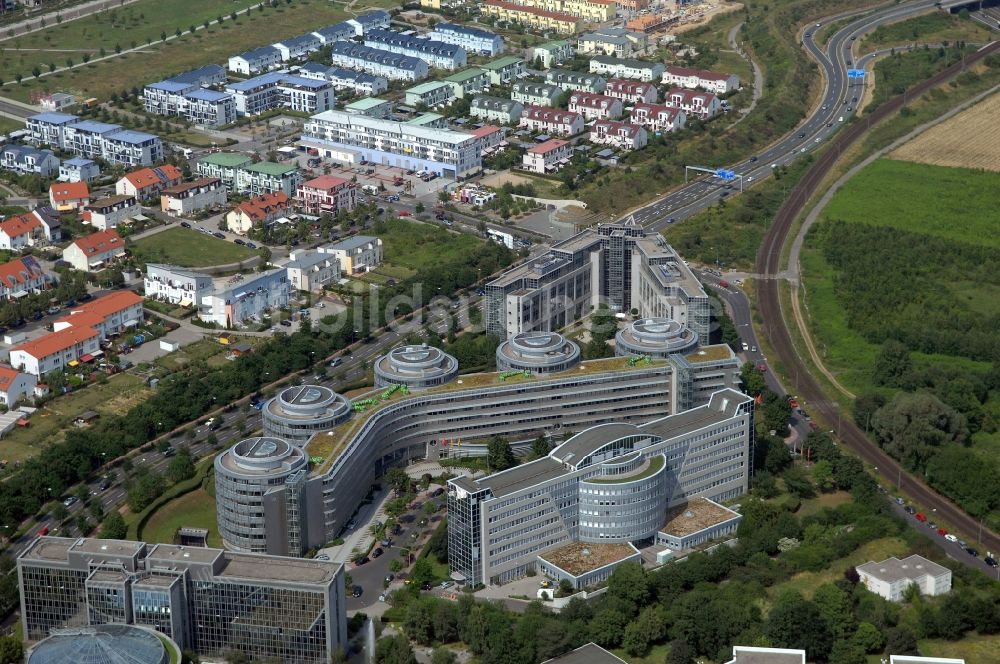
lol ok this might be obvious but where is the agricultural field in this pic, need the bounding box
[859,10,994,52]
[130,227,257,267]
[889,91,1000,172]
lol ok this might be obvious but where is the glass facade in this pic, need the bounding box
[20,566,89,639]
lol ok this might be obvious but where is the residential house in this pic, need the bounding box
[568,92,622,121]
[225,73,334,117]
[471,96,524,124]
[198,268,290,327]
[480,56,526,86]
[590,120,647,150]
[226,192,291,234]
[857,555,952,602]
[724,647,805,664]
[662,66,741,95]
[0,256,52,300]
[529,40,575,69]
[165,64,228,87]
[272,33,323,61]
[296,175,357,216]
[160,178,227,216]
[82,195,140,230]
[116,165,184,201]
[296,64,390,96]
[329,42,429,82]
[194,153,253,191]
[0,366,37,407]
[511,81,563,107]
[519,106,585,136]
[626,13,673,33]
[470,125,505,154]
[343,98,394,119]
[589,55,664,82]
[431,23,504,56]
[604,79,657,104]
[61,228,126,272]
[48,182,89,211]
[9,325,101,376]
[365,29,468,71]
[311,22,356,45]
[236,162,303,197]
[577,28,647,57]
[481,1,582,34]
[53,290,145,339]
[144,264,214,306]
[0,209,60,251]
[320,236,383,275]
[58,157,99,183]
[442,68,490,99]
[404,81,456,108]
[405,113,449,129]
[228,46,282,75]
[419,0,441,9]
[0,144,59,176]
[522,139,572,174]
[545,69,606,93]
[285,250,340,292]
[346,10,391,37]
[629,103,686,133]
[664,88,721,120]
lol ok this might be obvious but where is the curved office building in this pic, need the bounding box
[496,331,581,374]
[578,452,668,543]
[374,345,459,390]
[615,317,699,358]
[262,385,352,443]
[27,625,180,664]
[215,437,309,552]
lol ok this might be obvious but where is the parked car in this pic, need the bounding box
[180,221,191,228]
[246,242,257,249]
[372,547,384,558]
[915,512,927,522]
[213,232,225,239]
[384,573,394,583]
[352,586,363,597]
[234,239,246,245]
[398,210,411,217]
[944,534,958,543]
[966,547,979,557]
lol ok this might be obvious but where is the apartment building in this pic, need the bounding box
[471,96,524,124]
[302,110,481,178]
[522,138,572,174]
[590,120,647,150]
[48,181,90,211]
[344,97,394,118]
[82,195,140,230]
[481,1,582,34]
[545,68,606,92]
[0,209,60,251]
[296,175,357,216]
[228,46,282,75]
[226,72,334,117]
[273,33,323,61]
[296,64,390,96]
[53,290,144,340]
[329,42,429,82]
[431,23,505,56]
[194,153,252,189]
[17,537,346,663]
[589,55,664,82]
[166,63,227,87]
[346,10,391,36]
[9,325,100,376]
[568,92,622,121]
[629,102,686,133]
[404,81,456,108]
[664,88,721,120]
[470,125,505,153]
[160,178,227,216]
[511,81,563,106]
[320,235,383,274]
[58,157,100,183]
[195,155,300,196]
[0,366,36,407]
[604,79,657,104]
[143,81,236,127]
[480,56,526,86]
[144,263,214,306]
[226,192,291,234]
[312,22,356,45]
[199,268,290,327]
[530,40,575,68]
[0,144,58,176]
[443,68,491,98]
[26,113,163,167]
[449,388,754,585]
[519,106,585,136]
[285,250,341,291]
[858,555,952,602]
[662,66,741,95]
[0,256,51,300]
[61,229,125,272]
[116,165,184,200]
[364,29,467,70]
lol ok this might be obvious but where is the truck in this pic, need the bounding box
[362,185,380,195]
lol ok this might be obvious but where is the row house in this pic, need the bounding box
[480,56,526,86]
[346,10,391,37]
[61,229,125,272]
[567,92,622,121]
[604,79,657,104]
[590,120,648,150]
[589,55,664,82]
[164,64,227,87]
[272,33,323,61]
[364,29,468,71]
[519,106,585,136]
[9,325,101,377]
[0,144,58,177]
[404,81,456,108]
[522,139,572,174]
[312,22,356,45]
[225,73,334,117]
[558,0,616,22]
[443,68,491,99]
[662,66,741,95]
[0,256,52,300]
[226,192,291,235]
[144,263,214,306]
[329,42,429,82]
[430,23,505,56]
[629,103,686,133]
[511,81,563,107]
[296,175,357,216]
[545,69,606,93]
[481,1,582,35]
[228,46,282,75]
[471,96,524,124]
[529,40,575,69]
[116,165,184,200]
[48,181,90,211]
[26,113,162,167]
[577,27,647,56]
[0,209,60,251]
[664,88,722,120]
[82,195,140,230]
[297,63,390,96]
[58,157,99,183]
[160,178,227,216]
[53,290,145,340]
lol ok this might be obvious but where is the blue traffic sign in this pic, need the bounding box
[716,169,736,180]
[847,69,866,79]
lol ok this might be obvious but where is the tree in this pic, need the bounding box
[374,634,417,664]
[607,561,648,610]
[740,362,766,396]
[101,512,127,539]
[665,639,694,664]
[872,339,912,387]
[813,583,853,638]
[404,601,434,644]
[781,465,816,499]
[165,452,196,484]
[415,202,425,214]
[812,459,835,492]
[384,467,411,495]
[530,434,549,459]
[622,604,667,656]
[871,391,969,470]
[884,627,918,655]
[0,636,23,664]
[589,609,628,648]
[765,593,833,659]
[487,435,515,472]
[828,639,866,664]
[852,622,884,654]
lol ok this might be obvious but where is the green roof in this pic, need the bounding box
[245,161,297,176]
[345,97,391,110]
[406,81,452,94]
[586,455,665,484]
[200,153,252,167]
[406,113,444,126]
[482,56,524,70]
[444,68,487,82]
[538,40,570,50]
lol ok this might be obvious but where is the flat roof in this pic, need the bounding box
[444,68,487,82]
[245,161,297,176]
[729,647,806,664]
[661,497,740,537]
[542,644,627,664]
[218,551,341,585]
[551,422,642,465]
[856,555,950,583]
[345,97,391,110]
[538,541,637,576]
[199,152,252,167]
[20,537,144,562]
[407,81,452,94]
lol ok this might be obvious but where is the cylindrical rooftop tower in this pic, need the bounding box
[262,384,352,444]
[374,344,459,390]
[496,331,581,374]
[615,317,699,358]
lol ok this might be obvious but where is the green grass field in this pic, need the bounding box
[131,227,256,267]
[155,338,228,371]
[860,11,994,52]
[918,633,1000,661]
[379,219,488,273]
[141,486,221,547]
[0,116,25,134]
[821,159,1000,248]
[767,536,908,601]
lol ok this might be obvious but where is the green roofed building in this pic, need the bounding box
[344,97,393,119]
[443,68,490,97]
[531,40,575,68]
[194,153,301,196]
[404,81,455,108]
[481,56,526,86]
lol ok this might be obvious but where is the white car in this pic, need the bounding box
[944,534,958,543]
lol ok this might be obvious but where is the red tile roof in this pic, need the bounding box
[11,325,99,360]
[0,257,45,290]
[569,92,618,109]
[72,229,124,256]
[527,138,569,154]
[234,192,291,222]
[664,66,732,82]
[49,182,90,203]
[123,165,183,190]
[0,365,24,389]
[469,125,502,139]
[0,212,42,239]
[523,105,583,124]
[484,0,579,22]
[301,176,351,191]
[57,291,143,329]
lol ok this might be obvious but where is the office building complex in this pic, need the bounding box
[302,110,481,178]
[448,388,753,585]
[17,537,345,663]
[26,625,181,664]
[615,317,698,357]
[262,385,353,443]
[374,345,460,390]
[364,29,467,70]
[26,113,163,167]
[329,42,429,82]
[431,23,505,56]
